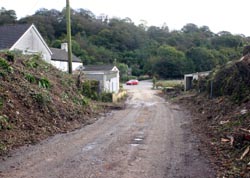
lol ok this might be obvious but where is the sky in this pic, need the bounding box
[1,0,250,36]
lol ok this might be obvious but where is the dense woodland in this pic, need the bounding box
[1,7,250,79]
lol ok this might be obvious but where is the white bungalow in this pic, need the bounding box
[81,65,120,94]
[0,24,82,71]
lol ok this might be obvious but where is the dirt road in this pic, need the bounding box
[0,80,215,178]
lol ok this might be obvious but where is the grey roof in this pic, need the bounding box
[83,65,115,71]
[50,48,81,63]
[0,24,31,50]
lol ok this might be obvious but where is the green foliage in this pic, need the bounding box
[152,76,157,89]
[117,63,129,82]
[138,75,151,81]
[0,7,17,25]
[25,73,36,83]
[0,57,13,77]
[0,57,10,70]
[4,51,15,62]
[25,55,39,68]
[186,47,218,72]
[125,75,137,81]
[156,80,183,88]
[0,97,3,110]
[38,78,51,89]
[61,92,69,100]
[0,115,12,130]
[0,141,7,153]
[152,45,189,78]
[81,96,90,106]
[71,96,89,106]
[24,73,51,89]
[31,91,51,106]
[202,60,250,103]
[81,80,99,100]
[60,77,75,87]
[211,33,243,49]
[99,92,112,102]
[3,7,247,79]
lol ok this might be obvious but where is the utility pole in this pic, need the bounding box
[66,0,72,74]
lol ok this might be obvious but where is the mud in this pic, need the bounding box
[0,80,215,178]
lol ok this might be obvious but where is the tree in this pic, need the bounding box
[117,63,129,81]
[181,23,199,33]
[0,7,17,25]
[212,33,243,49]
[0,5,246,77]
[152,45,190,78]
[186,47,218,72]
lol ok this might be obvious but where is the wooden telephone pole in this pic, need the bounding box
[66,0,72,74]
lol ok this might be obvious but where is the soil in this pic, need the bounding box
[0,53,105,155]
[172,91,250,178]
[0,81,215,178]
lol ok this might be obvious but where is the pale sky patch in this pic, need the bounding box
[0,0,249,36]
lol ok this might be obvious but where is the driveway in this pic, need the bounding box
[0,80,215,178]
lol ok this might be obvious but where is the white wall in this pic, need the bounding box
[11,26,51,62]
[51,61,82,72]
[111,66,120,93]
[103,73,119,94]
[110,77,119,93]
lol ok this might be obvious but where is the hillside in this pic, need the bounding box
[1,7,249,79]
[0,52,103,155]
[172,57,250,177]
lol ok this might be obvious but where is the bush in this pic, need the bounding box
[0,115,11,130]
[5,51,14,62]
[100,92,112,102]
[81,80,99,100]
[0,97,3,110]
[38,78,51,89]
[25,73,36,83]
[0,141,6,153]
[0,57,13,77]
[209,60,250,103]
[25,55,40,68]
[156,80,183,88]
[138,75,151,81]
[81,96,90,106]
[31,91,51,106]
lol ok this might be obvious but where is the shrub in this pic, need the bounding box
[81,96,90,106]
[138,75,151,81]
[71,96,89,106]
[81,80,99,100]
[121,75,137,82]
[38,78,51,89]
[0,57,13,77]
[31,92,51,106]
[5,51,14,62]
[0,141,6,153]
[25,55,40,68]
[99,92,112,102]
[25,73,36,83]
[0,115,11,130]
[211,60,250,103]
[0,97,3,110]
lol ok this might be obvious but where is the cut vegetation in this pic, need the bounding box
[167,54,250,177]
[0,52,110,155]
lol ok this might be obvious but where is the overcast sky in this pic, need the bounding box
[1,0,250,36]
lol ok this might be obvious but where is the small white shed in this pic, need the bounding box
[82,65,120,94]
[184,71,211,91]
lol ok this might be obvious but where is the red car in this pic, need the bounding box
[126,80,139,85]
